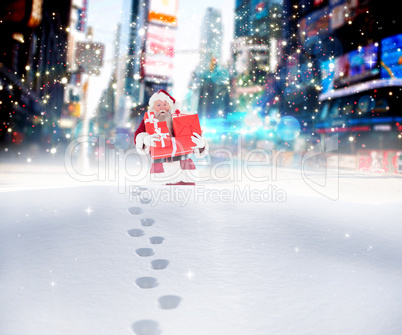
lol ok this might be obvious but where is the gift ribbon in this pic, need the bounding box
[171,113,185,120]
[145,112,158,129]
[171,137,177,157]
[153,127,169,148]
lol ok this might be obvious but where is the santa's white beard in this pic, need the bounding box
[162,116,173,136]
[151,107,173,136]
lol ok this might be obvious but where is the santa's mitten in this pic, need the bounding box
[135,132,151,155]
[193,134,209,159]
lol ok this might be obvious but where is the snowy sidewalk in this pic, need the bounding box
[1,167,402,334]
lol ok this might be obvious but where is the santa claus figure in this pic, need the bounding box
[134,90,209,185]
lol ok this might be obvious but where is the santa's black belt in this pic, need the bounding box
[153,153,191,163]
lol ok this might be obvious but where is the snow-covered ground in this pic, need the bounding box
[1,151,402,335]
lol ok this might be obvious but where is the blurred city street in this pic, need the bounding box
[1,0,402,334]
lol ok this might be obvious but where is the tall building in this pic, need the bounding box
[0,0,71,147]
[234,0,251,39]
[59,0,89,133]
[115,0,146,128]
[185,7,230,120]
[115,0,179,128]
[95,24,121,139]
[199,8,223,71]
[232,0,284,115]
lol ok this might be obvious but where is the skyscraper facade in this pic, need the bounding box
[116,0,179,128]
[185,7,230,120]
[199,7,223,71]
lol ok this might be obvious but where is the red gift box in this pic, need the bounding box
[150,137,194,159]
[144,111,202,160]
[143,111,172,149]
[144,111,157,132]
[152,124,171,148]
[172,113,202,157]
[172,113,202,137]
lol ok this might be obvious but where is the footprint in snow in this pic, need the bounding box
[149,236,164,245]
[138,190,152,204]
[135,277,158,289]
[135,248,154,257]
[140,218,155,227]
[128,207,143,215]
[140,196,152,205]
[150,259,169,270]
[127,229,145,237]
[132,320,161,335]
[158,295,182,310]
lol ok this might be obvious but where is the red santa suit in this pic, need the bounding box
[134,92,208,185]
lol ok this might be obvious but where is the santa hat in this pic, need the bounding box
[149,89,176,110]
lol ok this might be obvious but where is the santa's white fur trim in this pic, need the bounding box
[149,91,174,110]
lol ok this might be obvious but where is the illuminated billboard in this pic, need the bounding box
[330,0,371,31]
[381,34,402,79]
[148,0,178,27]
[298,6,330,44]
[144,23,175,79]
[333,43,379,86]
